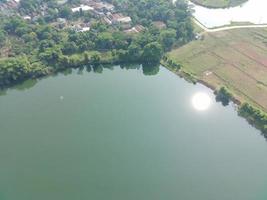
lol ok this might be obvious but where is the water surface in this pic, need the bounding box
[191,0,267,28]
[0,65,267,200]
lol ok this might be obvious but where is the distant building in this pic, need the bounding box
[90,2,114,12]
[117,16,131,23]
[92,10,105,17]
[78,27,90,32]
[124,25,145,34]
[5,0,20,9]
[108,13,132,24]
[71,5,94,13]
[70,23,91,32]
[23,15,31,21]
[102,17,112,25]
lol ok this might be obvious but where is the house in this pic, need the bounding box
[117,16,131,23]
[71,5,94,13]
[95,2,114,12]
[102,17,112,25]
[70,22,91,32]
[92,10,105,17]
[6,0,19,9]
[85,0,115,12]
[124,25,145,34]
[107,13,132,29]
[108,13,132,24]
[78,27,90,32]
[23,15,31,21]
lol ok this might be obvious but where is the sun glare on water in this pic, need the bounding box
[192,92,212,111]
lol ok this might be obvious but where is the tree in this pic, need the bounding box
[59,6,72,19]
[4,17,25,34]
[142,62,160,76]
[142,42,163,63]
[96,32,114,50]
[91,53,101,65]
[215,87,232,106]
[0,30,6,47]
[39,47,63,65]
[128,42,142,61]
[159,29,176,50]
[62,41,78,55]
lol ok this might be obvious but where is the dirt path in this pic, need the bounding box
[193,18,267,33]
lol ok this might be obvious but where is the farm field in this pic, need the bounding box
[191,0,248,8]
[167,28,267,111]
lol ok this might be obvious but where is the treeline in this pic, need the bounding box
[239,103,267,135]
[215,87,267,135]
[0,57,50,87]
[214,87,267,134]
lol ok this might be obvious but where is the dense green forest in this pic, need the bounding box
[0,0,193,87]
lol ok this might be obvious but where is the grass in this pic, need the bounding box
[190,0,248,8]
[166,28,267,112]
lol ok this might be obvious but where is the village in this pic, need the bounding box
[0,0,168,35]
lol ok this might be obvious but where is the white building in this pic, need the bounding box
[117,16,131,23]
[71,5,94,13]
[78,27,90,32]
[23,15,31,20]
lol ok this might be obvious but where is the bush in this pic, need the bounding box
[215,87,232,106]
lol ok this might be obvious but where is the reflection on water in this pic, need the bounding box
[0,79,38,96]
[191,0,267,28]
[142,63,160,76]
[191,92,212,111]
[0,64,160,96]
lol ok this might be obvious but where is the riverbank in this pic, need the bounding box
[190,0,248,8]
[0,50,142,89]
[164,28,267,135]
[192,18,267,33]
[162,58,267,135]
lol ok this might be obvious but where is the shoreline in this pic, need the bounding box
[189,0,248,9]
[160,58,267,136]
[1,55,266,136]
[192,17,267,32]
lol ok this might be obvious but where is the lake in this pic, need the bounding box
[190,0,267,28]
[0,65,267,200]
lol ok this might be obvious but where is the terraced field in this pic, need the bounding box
[167,28,267,111]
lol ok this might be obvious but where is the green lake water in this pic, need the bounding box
[0,65,267,200]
